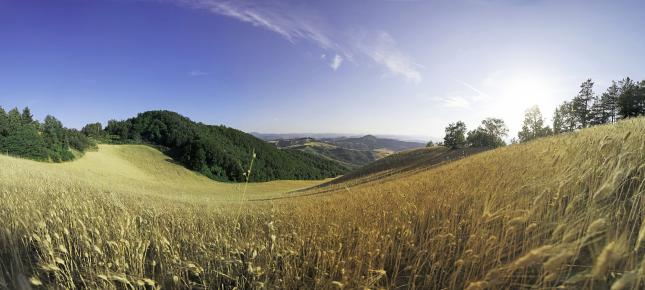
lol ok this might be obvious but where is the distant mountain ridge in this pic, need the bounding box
[321,135,425,152]
[266,135,425,168]
[252,132,429,143]
[251,133,357,141]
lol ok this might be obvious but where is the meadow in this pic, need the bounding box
[1,118,645,289]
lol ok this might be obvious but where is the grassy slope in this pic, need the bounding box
[286,117,645,289]
[0,144,326,203]
[321,146,487,187]
[1,118,644,289]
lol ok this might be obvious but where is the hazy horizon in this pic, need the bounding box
[1,0,644,138]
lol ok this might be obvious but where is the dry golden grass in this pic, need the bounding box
[1,118,644,289]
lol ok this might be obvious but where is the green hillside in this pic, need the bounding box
[104,111,348,182]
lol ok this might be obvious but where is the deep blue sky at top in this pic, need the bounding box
[1,0,644,139]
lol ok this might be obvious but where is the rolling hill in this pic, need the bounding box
[0,144,326,203]
[1,117,644,289]
[103,111,348,182]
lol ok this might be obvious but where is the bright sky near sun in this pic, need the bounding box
[1,0,644,140]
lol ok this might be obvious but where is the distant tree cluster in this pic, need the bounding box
[443,118,508,149]
[102,111,347,182]
[552,78,645,133]
[517,77,645,143]
[0,106,94,161]
[441,77,645,148]
[467,118,508,148]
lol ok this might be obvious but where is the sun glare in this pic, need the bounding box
[491,72,558,120]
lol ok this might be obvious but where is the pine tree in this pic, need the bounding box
[603,81,620,123]
[0,107,8,136]
[7,108,22,132]
[618,78,645,118]
[21,107,34,125]
[585,80,619,125]
[553,101,577,133]
[572,79,594,128]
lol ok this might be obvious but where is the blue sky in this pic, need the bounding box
[1,0,644,140]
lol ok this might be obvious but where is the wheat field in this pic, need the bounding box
[1,118,645,289]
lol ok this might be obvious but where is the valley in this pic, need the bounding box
[265,135,425,168]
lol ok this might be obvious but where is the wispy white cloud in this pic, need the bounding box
[430,81,488,108]
[166,0,422,82]
[432,96,471,108]
[460,81,488,101]
[352,30,423,83]
[330,54,343,71]
[188,70,208,77]
[175,0,337,49]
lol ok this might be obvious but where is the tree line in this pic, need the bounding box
[436,77,645,149]
[518,77,645,143]
[0,107,94,161]
[552,78,645,133]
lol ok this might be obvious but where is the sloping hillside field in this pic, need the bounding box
[1,118,645,289]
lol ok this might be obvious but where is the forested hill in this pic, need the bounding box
[103,111,348,182]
